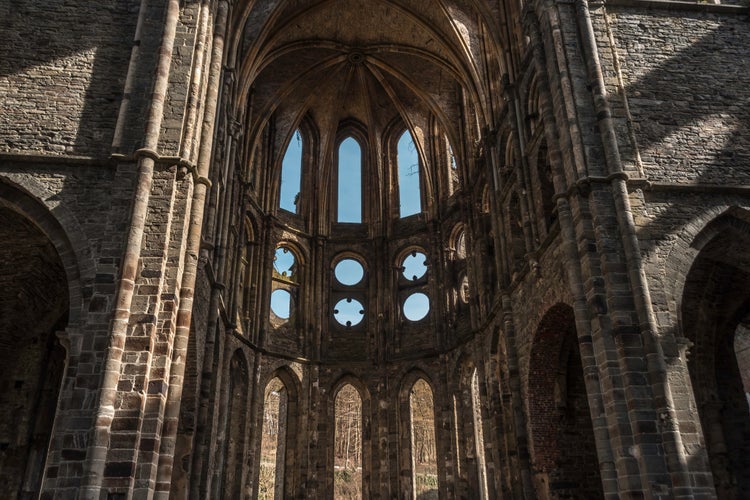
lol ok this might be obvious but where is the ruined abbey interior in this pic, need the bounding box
[1,0,749,498]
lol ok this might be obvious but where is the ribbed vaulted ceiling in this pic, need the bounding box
[231,0,505,166]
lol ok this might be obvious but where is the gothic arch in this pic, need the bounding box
[327,374,372,499]
[452,355,489,499]
[224,350,250,499]
[527,303,603,499]
[0,174,93,327]
[398,369,440,500]
[678,209,750,498]
[0,178,77,498]
[253,364,301,498]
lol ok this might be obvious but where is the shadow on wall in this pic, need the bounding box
[0,0,150,157]
[617,13,750,496]
[680,216,750,498]
[623,13,750,251]
[0,206,69,499]
[622,14,750,187]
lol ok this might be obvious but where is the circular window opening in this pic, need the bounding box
[270,289,291,319]
[402,251,427,281]
[334,258,364,286]
[274,246,296,278]
[334,298,365,327]
[403,293,430,321]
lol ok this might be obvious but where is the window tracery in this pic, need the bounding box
[398,249,430,323]
[270,245,300,325]
[331,254,367,330]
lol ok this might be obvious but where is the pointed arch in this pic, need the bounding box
[255,365,301,499]
[329,374,371,499]
[224,350,250,499]
[679,210,750,497]
[527,304,603,499]
[398,370,440,499]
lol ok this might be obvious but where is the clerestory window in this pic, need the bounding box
[399,249,430,322]
[397,130,422,218]
[280,129,303,214]
[337,137,363,223]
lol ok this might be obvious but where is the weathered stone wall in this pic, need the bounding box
[0,0,141,157]
[599,4,750,184]
[1,0,748,498]
[0,161,135,496]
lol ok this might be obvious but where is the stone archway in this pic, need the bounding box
[527,303,603,500]
[681,215,750,499]
[0,206,68,499]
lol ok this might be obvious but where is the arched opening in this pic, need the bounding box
[270,244,301,330]
[224,351,250,498]
[397,129,422,218]
[258,377,288,499]
[0,206,68,499]
[454,360,488,499]
[255,368,300,499]
[410,379,438,500]
[681,215,750,499]
[528,304,603,499]
[338,137,363,223]
[279,129,303,214]
[334,384,363,499]
[471,369,488,500]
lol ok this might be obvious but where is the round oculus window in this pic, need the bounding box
[333,297,365,327]
[334,258,364,286]
[401,251,427,281]
[403,292,429,321]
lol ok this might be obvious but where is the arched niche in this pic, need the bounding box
[0,202,70,499]
[398,370,441,500]
[680,212,750,498]
[224,350,250,499]
[527,304,603,499]
[328,376,371,500]
[254,366,301,499]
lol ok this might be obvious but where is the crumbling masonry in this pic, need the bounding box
[1,0,749,498]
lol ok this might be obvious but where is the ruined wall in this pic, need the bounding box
[0,0,142,157]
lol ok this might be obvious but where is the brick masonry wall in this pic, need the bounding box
[593,5,750,336]
[0,0,142,157]
[0,161,136,495]
[590,4,750,494]
[599,5,750,184]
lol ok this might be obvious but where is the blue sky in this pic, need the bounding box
[279,130,302,213]
[398,131,421,217]
[338,137,362,223]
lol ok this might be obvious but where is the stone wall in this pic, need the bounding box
[0,0,141,157]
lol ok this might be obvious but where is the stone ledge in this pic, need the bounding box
[600,0,749,14]
[0,152,111,166]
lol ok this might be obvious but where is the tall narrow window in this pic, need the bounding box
[471,369,488,500]
[280,129,303,213]
[259,377,287,499]
[410,379,438,499]
[334,384,363,499]
[447,138,459,195]
[398,130,422,217]
[338,137,362,223]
